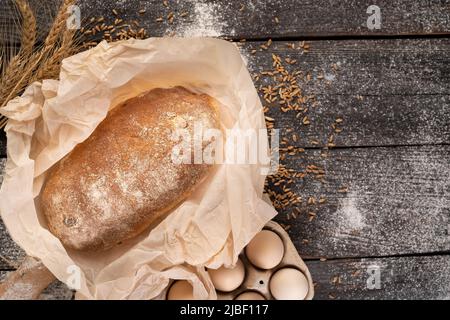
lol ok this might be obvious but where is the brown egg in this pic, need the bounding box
[245,230,284,269]
[208,258,245,292]
[269,268,309,300]
[235,291,266,300]
[166,280,195,300]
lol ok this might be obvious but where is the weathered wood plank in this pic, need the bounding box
[0,220,25,270]
[2,255,449,300]
[1,145,449,264]
[0,158,26,270]
[305,254,450,300]
[243,39,450,96]
[38,279,74,300]
[6,0,450,43]
[241,39,450,148]
[0,38,449,156]
[273,144,450,259]
[0,271,74,300]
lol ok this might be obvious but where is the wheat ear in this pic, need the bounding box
[0,0,37,105]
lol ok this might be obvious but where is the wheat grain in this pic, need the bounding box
[15,0,36,57]
[0,0,36,106]
[43,0,75,50]
[0,0,80,118]
[36,27,77,80]
[0,117,8,129]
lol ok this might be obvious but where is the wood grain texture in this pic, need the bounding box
[3,0,450,44]
[272,144,450,259]
[0,220,25,270]
[241,39,450,148]
[0,159,26,270]
[48,0,450,40]
[305,254,450,300]
[1,145,449,265]
[3,255,449,300]
[0,38,449,156]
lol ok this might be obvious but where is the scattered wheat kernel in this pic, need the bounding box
[302,116,310,125]
[338,187,348,193]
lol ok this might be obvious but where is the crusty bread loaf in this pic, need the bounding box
[40,87,220,251]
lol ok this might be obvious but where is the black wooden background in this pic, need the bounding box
[0,0,449,300]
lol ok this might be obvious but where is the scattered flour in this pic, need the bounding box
[177,0,231,37]
[1,283,34,300]
[335,190,366,232]
[87,175,113,218]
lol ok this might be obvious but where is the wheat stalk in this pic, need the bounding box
[0,0,80,128]
[0,117,8,128]
[36,27,77,80]
[15,0,36,57]
[43,0,75,50]
[0,0,36,107]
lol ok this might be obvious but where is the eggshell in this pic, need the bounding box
[208,258,245,292]
[245,230,284,269]
[235,291,266,300]
[269,268,309,300]
[166,280,195,300]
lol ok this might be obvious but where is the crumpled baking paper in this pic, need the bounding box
[0,38,277,299]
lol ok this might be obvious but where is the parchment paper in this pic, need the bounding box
[0,38,277,299]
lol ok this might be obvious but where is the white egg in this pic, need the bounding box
[235,291,266,300]
[208,258,245,292]
[245,230,284,269]
[166,280,195,300]
[269,268,309,300]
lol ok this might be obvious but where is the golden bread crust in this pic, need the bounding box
[40,87,220,251]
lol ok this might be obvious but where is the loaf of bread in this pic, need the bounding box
[40,87,220,251]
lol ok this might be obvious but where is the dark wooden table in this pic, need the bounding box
[1,0,449,299]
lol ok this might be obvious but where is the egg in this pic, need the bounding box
[208,258,245,292]
[245,230,284,269]
[166,280,195,300]
[269,268,309,300]
[235,291,266,300]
